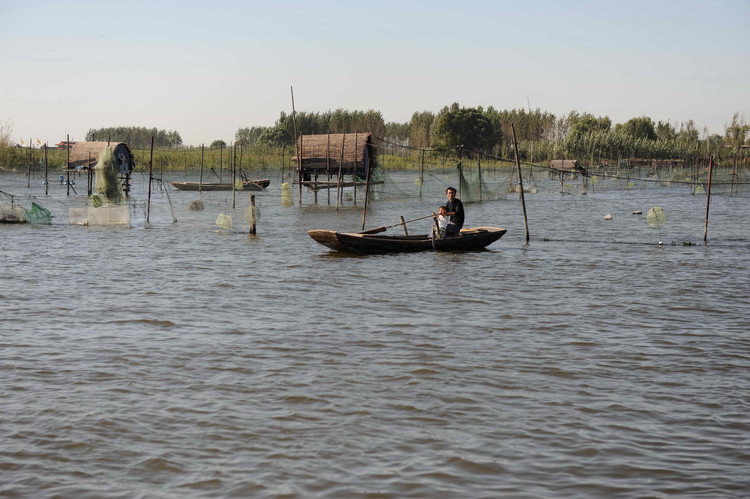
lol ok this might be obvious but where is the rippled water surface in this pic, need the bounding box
[2,171,749,497]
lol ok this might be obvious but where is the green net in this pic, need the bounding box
[26,202,52,225]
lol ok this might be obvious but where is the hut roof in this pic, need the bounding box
[294,133,374,168]
[69,142,134,172]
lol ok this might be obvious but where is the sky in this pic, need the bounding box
[1,0,748,146]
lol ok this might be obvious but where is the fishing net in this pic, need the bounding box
[26,202,52,225]
[459,164,512,202]
[68,205,130,226]
[647,207,667,229]
[281,182,293,206]
[0,200,27,223]
[94,145,125,205]
[216,213,232,229]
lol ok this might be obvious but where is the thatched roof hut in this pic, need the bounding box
[294,133,376,179]
[69,142,134,174]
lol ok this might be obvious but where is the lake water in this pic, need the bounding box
[2,169,749,498]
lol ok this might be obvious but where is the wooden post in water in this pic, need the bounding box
[87,152,92,195]
[147,136,154,226]
[219,142,224,183]
[27,139,31,188]
[336,134,345,211]
[326,133,331,205]
[44,143,48,196]
[512,123,530,243]
[290,86,302,204]
[66,134,71,196]
[419,149,425,201]
[400,215,408,236]
[249,194,256,234]
[478,153,483,202]
[703,156,714,243]
[199,144,204,192]
[232,143,236,209]
[360,155,372,231]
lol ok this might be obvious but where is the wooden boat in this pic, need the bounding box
[308,226,507,254]
[171,179,270,191]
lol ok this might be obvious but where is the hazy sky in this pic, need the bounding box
[2,0,748,146]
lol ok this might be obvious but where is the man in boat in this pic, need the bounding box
[443,186,464,235]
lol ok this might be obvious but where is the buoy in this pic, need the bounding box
[604,214,612,220]
[632,210,642,215]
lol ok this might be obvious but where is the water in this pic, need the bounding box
[2,170,749,498]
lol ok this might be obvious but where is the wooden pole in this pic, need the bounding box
[400,215,408,236]
[353,132,358,206]
[290,86,302,204]
[88,152,92,195]
[360,155,372,230]
[249,194,256,234]
[199,144,204,192]
[703,156,713,243]
[66,134,71,196]
[336,134,345,210]
[512,123,530,243]
[147,136,154,226]
[27,139,31,188]
[232,143,236,209]
[478,153,483,202]
[326,133,331,205]
[44,143,48,196]
[419,149,425,201]
[219,142,223,182]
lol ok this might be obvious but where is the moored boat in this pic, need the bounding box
[308,226,507,254]
[171,179,270,191]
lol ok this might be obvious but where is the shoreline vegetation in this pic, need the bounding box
[2,105,748,173]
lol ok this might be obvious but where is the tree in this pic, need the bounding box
[85,126,183,148]
[567,114,611,140]
[655,120,676,141]
[408,111,435,148]
[616,116,657,141]
[235,126,269,147]
[210,139,226,149]
[431,103,496,154]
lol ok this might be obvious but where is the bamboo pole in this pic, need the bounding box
[703,156,713,243]
[419,149,425,201]
[291,86,301,204]
[199,144,204,192]
[400,215,408,236]
[512,123,530,243]
[326,133,331,205]
[147,136,154,227]
[232,143,236,209]
[219,142,223,182]
[66,134,71,196]
[336,134,345,210]
[44,143,48,196]
[249,194,256,234]
[478,153,483,202]
[360,154,372,231]
[27,139,31,188]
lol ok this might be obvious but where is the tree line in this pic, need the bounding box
[232,105,749,163]
[84,126,183,149]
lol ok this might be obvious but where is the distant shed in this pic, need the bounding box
[294,133,376,180]
[69,142,134,174]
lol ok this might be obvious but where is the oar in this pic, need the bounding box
[360,214,435,234]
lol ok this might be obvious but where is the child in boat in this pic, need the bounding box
[433,206,450,238]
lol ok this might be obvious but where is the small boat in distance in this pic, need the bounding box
[308,227,507,254]
[171,179,270,191]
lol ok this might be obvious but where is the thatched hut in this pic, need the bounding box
[69,142,134,174]
[294,133,376,181]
